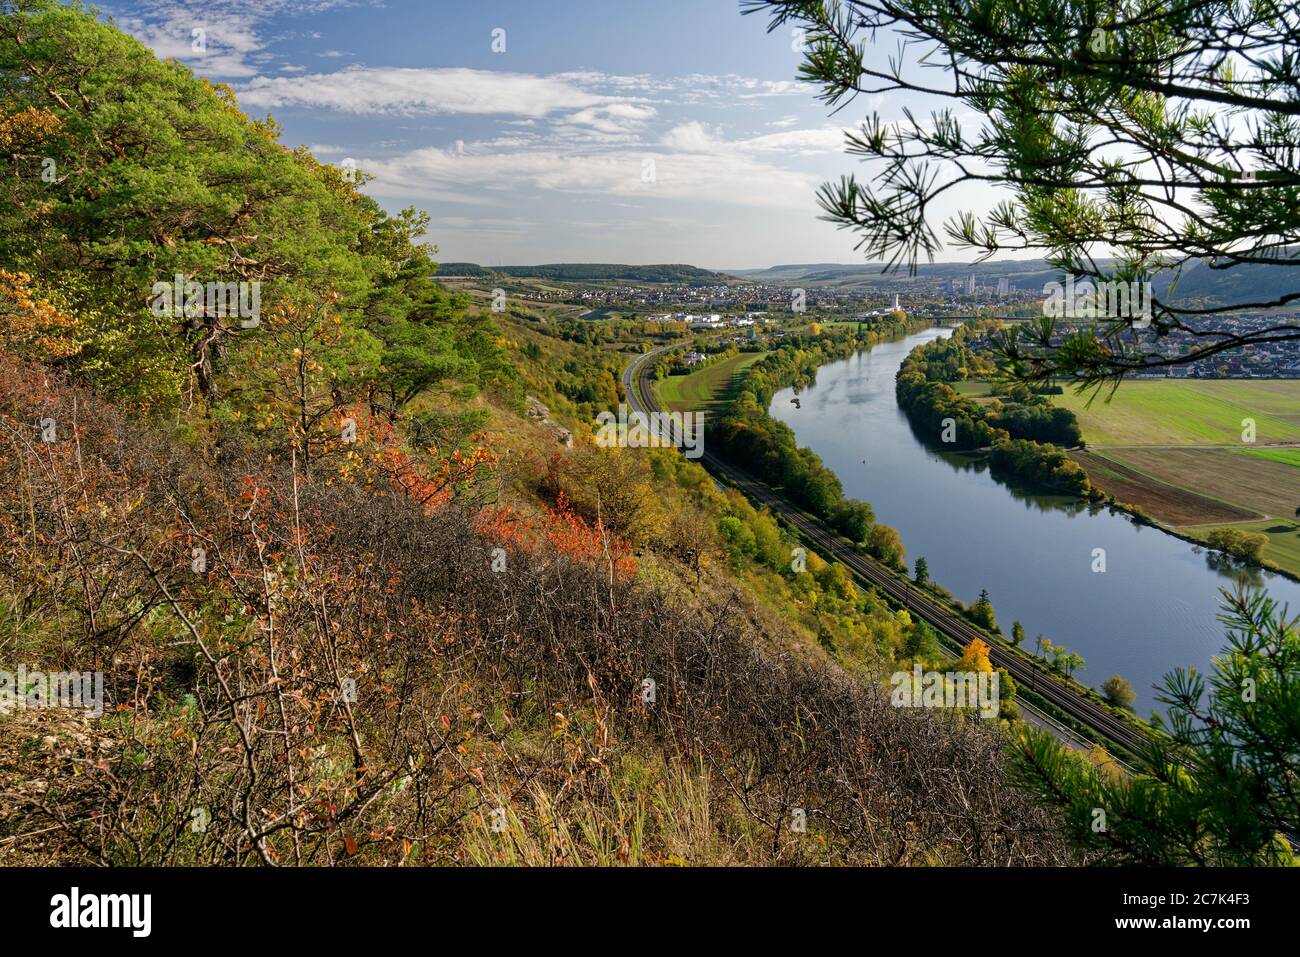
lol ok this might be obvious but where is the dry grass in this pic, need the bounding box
[0,355,1072,866]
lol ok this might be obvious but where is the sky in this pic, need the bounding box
[98,0,1000,268]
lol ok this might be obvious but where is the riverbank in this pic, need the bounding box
[891,329,1300,580]
[767,328,1300,714]
[1067,444,1300,582]
[1073,472,1300,585]
[707,316,927,544]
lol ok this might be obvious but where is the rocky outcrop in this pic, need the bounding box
[526,396,574,447]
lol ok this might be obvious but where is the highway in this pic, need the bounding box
[622,344,1157,760]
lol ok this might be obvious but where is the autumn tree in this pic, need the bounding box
[1100,674,1137,711]
[0,269,78,362]
[867,523,905,568]
[956,637,993,673]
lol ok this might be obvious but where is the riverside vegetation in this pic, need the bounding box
[896,327,1290,573]
[895,327,1097,500]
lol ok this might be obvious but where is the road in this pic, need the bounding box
[622,345,1155,760]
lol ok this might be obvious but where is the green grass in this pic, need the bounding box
[1241,448,1300,468]
[1054,380,1300,446]
[654,351,766,418]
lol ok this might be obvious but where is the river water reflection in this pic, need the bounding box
[768,328,1300,714]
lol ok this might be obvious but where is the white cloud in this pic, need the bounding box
[671,74,807,102]
[236,66,624,117]
[355,141,818,210]
[660,121,722,153]
[736,127,851,154]
[661,121,849,156]
[560,103,658,136]
[104,0,360,78]
[229,63,811,117]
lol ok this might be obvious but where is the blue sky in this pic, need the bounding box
[99,0,993,268]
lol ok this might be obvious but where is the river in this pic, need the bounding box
[768,327,1300,714]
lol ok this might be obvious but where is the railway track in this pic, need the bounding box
[622,346,1156,760]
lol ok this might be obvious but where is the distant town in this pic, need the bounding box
[969,314,1300,379]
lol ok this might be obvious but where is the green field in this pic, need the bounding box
[1051,379,1300,577]
[653,351,766,418]
[1242,448,1300,468]
[1054,380,1300,446]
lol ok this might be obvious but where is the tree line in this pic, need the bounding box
[713,319,915,559]
[896,331,1097,499]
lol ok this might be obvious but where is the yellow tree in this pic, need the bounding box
[0,271,80,362]
[957,638,993,673]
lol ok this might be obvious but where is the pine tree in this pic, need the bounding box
[913,556,929,587]
[750,0,1300,388]
[970,588,998,632]
[1011,588,1299,865]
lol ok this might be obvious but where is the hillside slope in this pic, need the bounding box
[0,0,1069,867]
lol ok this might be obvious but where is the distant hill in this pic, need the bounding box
[738,257,1298,307]
[435,262,495,278]
[1151,256,1298,305]
[725,263,883,281]
[733,260,1058,285]
[436,257,1297,306]
[437,262,726,283]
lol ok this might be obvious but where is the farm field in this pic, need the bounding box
[653,351,766,419]
[1069,450,1259,525]
[1243,448,1300,468]
[1055,380,1300,577]
[1088,447,1299,521]
[1068,440,1300,577]
[1053,379,1300,446]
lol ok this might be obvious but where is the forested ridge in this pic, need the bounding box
[437,263,724,283]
